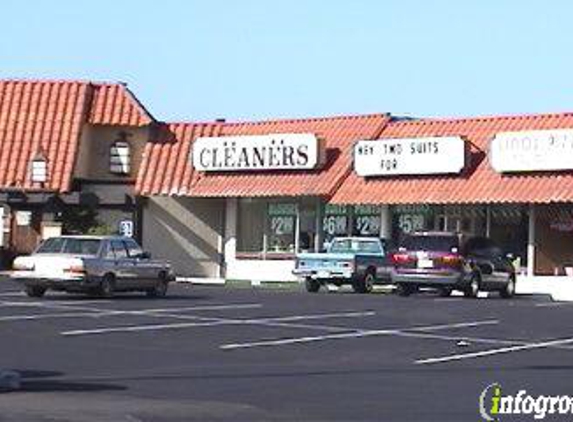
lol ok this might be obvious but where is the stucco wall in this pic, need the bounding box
[142,197,224,277]
[75,124,150,181]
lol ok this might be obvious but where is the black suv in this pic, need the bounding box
[390,232,516,298]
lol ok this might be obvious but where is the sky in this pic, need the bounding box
[2,0,573,123]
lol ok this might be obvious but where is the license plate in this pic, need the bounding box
[317,270,330,278]
[418,259,434,269]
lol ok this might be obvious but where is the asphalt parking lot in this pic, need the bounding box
[1,278,573,422]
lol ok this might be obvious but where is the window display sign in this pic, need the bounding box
[353,205,381,236]
[268,203,297,252]
[354,136,466,176]
[394,205,433,234]
[192,133,319,172]
[398,214,425,233]
[323,204,349,237]
[491,129,573,173]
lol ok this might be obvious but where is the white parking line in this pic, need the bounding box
[60,311,376,337]
[535,302,573,308]
[0,291,24,297]
[220,320,499,350]
[0,312,115,322]
[415,336,573,365]
[0,302,263,324]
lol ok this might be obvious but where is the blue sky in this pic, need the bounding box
[2,0,573,122]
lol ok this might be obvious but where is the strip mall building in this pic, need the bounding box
[2,79,573,295]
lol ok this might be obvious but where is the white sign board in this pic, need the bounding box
[192,133,319,172]
[354,136,466,177]
[119,220,134,238]
[491,129,573,173]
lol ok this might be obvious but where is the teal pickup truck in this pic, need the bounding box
[293,237,391,293]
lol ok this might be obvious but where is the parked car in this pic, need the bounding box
[390,231,516,298]
[11,236,174,298]
[293,237,391,293]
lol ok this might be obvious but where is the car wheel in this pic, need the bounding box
[500,276,516,299]
[438,287,452,297]
[147,275,169,298]
[396,283,414,297]
[353,271,375,294]
[305,278,321,293]
[98,274,115,298]
[25,285,46,298]
[464,274,480,299]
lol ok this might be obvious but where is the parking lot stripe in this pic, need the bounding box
[534,302,573,308]
[415,336,573,365]
[0,312,115,322]
[250,311,375,322]
[60,311,376,337]
[220,320,499,350]
[0,291,24,297]
[62,320,235,335]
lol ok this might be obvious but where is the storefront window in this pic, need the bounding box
[322,204,350,244]
[352,205,381,236]
[434,206,486,235]
[267,203,297,253]
[535,204,573,275]
[299,201,318,253]
[487,205,527,273]
[393,205,434,240]
[237,199,265,253]
[237,198,321,257]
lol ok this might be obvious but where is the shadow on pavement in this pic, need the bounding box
[5,369,127,394]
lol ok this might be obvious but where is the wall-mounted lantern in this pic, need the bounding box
[31,151,48,183]
[110,132,131,175]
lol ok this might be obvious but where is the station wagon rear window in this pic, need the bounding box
[36,238,101,256]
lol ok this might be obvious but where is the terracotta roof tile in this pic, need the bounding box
[136,114,390,197]
[0,79,154,193]
[88,82,154,126]
[331,112,573,205]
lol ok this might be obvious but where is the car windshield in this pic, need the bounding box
[329,239,381,254]
[36,237,66,253]
[400,234,459,252]
[36,238,101,256]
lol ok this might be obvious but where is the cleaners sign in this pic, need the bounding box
[192,133,319,172]
[354,136,466,177]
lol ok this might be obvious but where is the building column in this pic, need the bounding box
[224,198,237,275]
[379,205,392,240]
[485,206,491,237]
[527,203,536,277]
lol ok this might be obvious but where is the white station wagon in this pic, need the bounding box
[11,236,174,298]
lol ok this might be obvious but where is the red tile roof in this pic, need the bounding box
[331,112,573,205]
[136,114,390,197]
[89,83,154,126]
[0,79,154,193]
